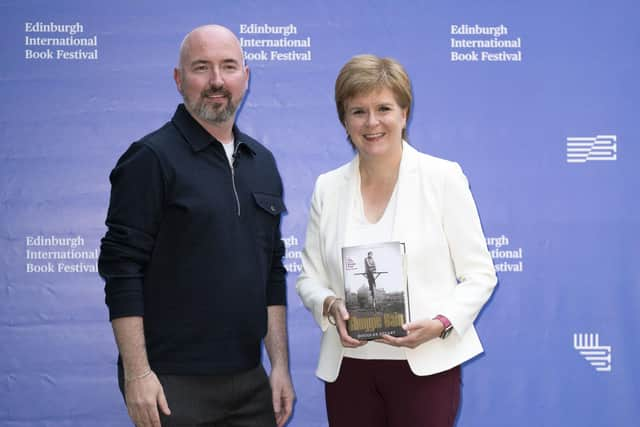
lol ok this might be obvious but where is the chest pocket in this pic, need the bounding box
[253,192,286,239]
[252,193,286,269]
[253,192,287,217]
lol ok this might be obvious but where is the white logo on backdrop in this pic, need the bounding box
[486,235,523,273]
[573,333,611,372]
[282,234,302,273]
[566,135,617,163]
[239,24,312,62]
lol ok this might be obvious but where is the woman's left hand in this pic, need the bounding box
[376,318,444,349]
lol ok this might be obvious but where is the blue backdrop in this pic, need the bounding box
[1,1,638,426]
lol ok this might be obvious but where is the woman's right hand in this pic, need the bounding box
[324,297,366,348]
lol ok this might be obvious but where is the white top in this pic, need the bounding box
[343,171,406,360]
[220,140,235,167]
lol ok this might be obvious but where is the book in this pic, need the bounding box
[341,241,410,340]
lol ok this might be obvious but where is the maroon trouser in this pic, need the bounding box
[325,358,461,427]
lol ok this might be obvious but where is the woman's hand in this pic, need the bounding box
[324,297,366,348]
[376,318,444,349]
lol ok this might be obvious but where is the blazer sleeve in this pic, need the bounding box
[296,175,337,331]
[438,163,497,336]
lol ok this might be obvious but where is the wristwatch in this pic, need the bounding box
[434,314,453,339]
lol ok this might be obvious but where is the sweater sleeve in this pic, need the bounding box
[266,219,287,306]
[98,142,166,320]
[265,163,288,306]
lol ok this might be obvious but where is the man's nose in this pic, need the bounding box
[208,68,224,87]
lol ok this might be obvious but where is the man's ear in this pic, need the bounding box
[174,68,182,93]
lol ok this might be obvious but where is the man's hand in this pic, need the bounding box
[124,371,171,427]
[264,306,295,426]
[270,366,295,427]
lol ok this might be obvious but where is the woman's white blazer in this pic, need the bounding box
[296,142,497,382]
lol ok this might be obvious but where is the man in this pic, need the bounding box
[98,25,294,427]
[364,251,377,309]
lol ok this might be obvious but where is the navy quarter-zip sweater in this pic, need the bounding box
[99,104,287,374]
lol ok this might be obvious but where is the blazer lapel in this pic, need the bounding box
[392,142,421,245]
[327,156,359,293]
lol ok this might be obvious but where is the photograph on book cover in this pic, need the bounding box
[341,241,410,340]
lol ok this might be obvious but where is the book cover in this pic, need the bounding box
[341,241,410,340]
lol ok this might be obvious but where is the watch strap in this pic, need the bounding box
[434,314,453,339]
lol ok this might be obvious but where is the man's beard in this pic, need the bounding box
[183,86,239,125]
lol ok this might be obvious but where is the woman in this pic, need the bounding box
[296,54,497,427]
